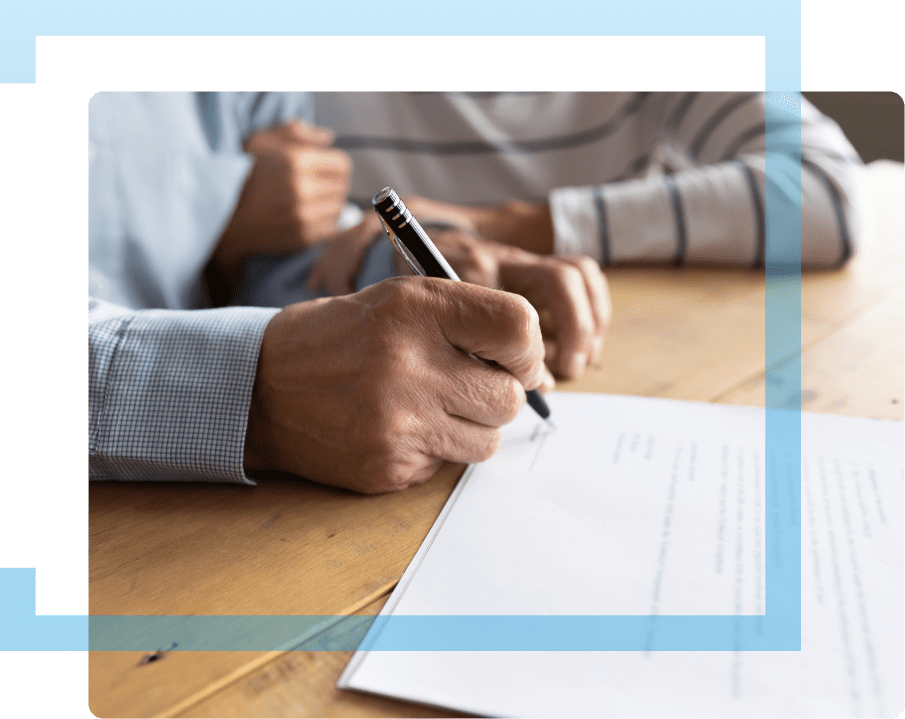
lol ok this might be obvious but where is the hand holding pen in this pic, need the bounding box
[248,272,548,493]
[373,187,555,426]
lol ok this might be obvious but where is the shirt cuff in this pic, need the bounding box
[89,303,279,484]
[549,186,603,260]
[337,202,365,230]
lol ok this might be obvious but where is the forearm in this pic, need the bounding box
[549,161,764,265]
[549,93,865,268]
[401,197,555,256]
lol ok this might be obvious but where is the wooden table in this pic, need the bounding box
[89,162,903,718]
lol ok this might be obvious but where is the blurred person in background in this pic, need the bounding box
[296,91,863,377]
[88,92,587,491]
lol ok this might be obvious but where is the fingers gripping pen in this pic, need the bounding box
[372,187,553,425]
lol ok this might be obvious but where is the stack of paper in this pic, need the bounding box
[338,393,903,717]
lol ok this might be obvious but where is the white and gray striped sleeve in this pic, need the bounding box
[550,92,864,268]
[89,296,279,483]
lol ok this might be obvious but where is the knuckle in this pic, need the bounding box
[336,151,353,177]
[475,428,503,462]
[359,424,423,493]
[364,457,412,494]
[381,466,414,493]
[385,274,422,298]
[363,279,425,339]
[284,119,304,134]
[363,436,440,493]
[506,294,540,345]
[360,408,406,452]
[383,409,411,441]
[295,173,313,199]
[458,242,481,267]
[572,315,595,343]
[577,256,604,278]
[551,262,583,288]
[507,291,536,323]
[381,276,427,314]
[295,146,316,165]
[454,243,494,284]
[470,252,498,286]
[273,143,298,165]
[499,378,525,423]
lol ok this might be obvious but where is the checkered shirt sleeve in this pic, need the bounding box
[89,297,279,483]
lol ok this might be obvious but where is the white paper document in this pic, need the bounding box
[338,393,903,717]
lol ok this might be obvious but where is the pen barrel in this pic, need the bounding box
[372,188,460,280]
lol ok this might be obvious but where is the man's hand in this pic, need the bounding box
[305,213,386,296]
[404,196,556,255]
[210,120,352,288]
[244,277,550,494]
[426,228,610,380]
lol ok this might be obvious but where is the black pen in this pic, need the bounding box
[372,187,553,426]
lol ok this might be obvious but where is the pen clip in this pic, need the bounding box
[380,218,427,277]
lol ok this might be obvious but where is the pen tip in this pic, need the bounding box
[545,419,557,431]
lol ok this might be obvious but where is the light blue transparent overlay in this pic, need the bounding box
[761,91,803,635]
[10,92,801,651]
[3,1,796,83]
[86,614,803,652]
[1,568,86,651]
[2,96,803,652]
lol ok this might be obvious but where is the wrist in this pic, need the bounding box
[475,201,554,255]
[243,310,284,474]
[243,388,270,473]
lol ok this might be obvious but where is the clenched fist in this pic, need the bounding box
[243,276,549,493]
[210,120,352,288]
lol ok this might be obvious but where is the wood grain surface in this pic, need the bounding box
[89,162,904,718]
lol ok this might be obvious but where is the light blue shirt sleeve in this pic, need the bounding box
[89,91,316,310]
[89,297,279,484]
[88,92,312,483]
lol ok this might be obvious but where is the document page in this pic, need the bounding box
[338,393,903,717]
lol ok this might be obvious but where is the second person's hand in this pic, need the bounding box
[210,120,353,288]
[305,196,610,380]
[425,227,611,380]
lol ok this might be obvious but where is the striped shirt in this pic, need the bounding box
[314,92,864,268]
